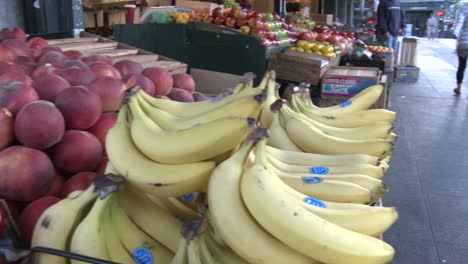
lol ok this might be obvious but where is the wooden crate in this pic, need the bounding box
[47,33,188,74]
[268,51,339,85]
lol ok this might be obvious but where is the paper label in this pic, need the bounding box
[303,197,327,208]
[309,167,329,175]
[301,176,323,184]
[132,247,154,264]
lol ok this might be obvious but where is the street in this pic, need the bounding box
[384,38,468,263]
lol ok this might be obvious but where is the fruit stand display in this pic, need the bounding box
[0,14,401,263]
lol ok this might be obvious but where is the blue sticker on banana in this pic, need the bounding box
[303,197,327,208]
[181,193,195,202]
[133,247,154,264]
[211,97,224,102]
[301,177,323,184]
[339,100,352,107]
[309,167,329,175]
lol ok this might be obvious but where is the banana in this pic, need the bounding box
[305,84,385,115]
[146,194,201,220]
[282,103,395,140]
[285,114,393,158]
[272,166,388,199]
[102,200,135,264]
[140,73,268,117]
[127,95,253,164]
[187,238,203,264]
[263,159,373,203]
[292,95,396,128]
[31,185,99,264]
[259,72,276,128]
[207,137,315,264]
[241,140,395,264]
[111,199,174,263]
[198,233,219,264]
[265,145,381,166]
[106,106,216,197]
[117,187,183,252]
[203,230,249,264]
[267,109,302,151]
[267,154,385,179]
[69,193,113,264]
[171,238,189,264]
[137,90,265,131]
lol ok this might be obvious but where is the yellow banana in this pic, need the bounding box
[267,109,302,151]
[241,140,395,263]
[106,106,215,197]
[31,185,99,264]
[187,238,202,264]
[127,95,253,164]
[137,90,264,131]
[171,238,189,264]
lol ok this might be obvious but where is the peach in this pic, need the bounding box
[87,112,117,153]
[0,72,32,86]
[31,64,59,80]
[0,43,16,63]
[37,51,69,68]
[62,60,89,69]
[0,27,26,41]
[3,39,32,57]
[114,60,143,76]
[14,100,65,150]
[58,66,95,86]
[88,77,126,112]
[172,73,195,93]
[168,88,194,102]
[0,146,55,201]
[51,130,103,173]
[15,56,36,75]
[28,37,48,50]
[33,74,70,102]
[0,62,24,75]
[36,46,62,60]
[63,50,83,60]
[0,81,39,114]
[55,86,102,130]
[60,172,101,198]
[122,73,155,96]
[143,67,173,96]
[46,171,64,197]
[95,157,108,175]
[89,62,121,79]
[82,55,114,66]
[0,108,14,151]
[18,196,60,246]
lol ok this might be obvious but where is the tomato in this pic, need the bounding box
[316,33,329,42]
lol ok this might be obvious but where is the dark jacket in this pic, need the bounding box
[376,0,406,36]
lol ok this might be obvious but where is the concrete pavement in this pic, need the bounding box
[384,38,468,263]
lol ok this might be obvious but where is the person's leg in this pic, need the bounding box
[455,56,467,95]
[385,35,392,49]
[391,35,398,50]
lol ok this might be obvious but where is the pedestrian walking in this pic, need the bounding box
[376,0,406,50]
[453,4,468,96]
[426,13,438,40]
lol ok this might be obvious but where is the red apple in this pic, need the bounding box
[234,9,248,19]
[225,17,237,28]
[3,39,32,57]
[203,14,214,23]
[214,16,227,26]
[122,73,155,96]
[15,56,36,75]
[33,74,71,102]
[28,37,48,50]
[0,43,16,63]
[298,31,314,41]
[60,172,101,198]
[249,11,263,20]
[46,171,64,197]
[0,62,24,75]
[0,81,39,115]
[88,77,126,112]
[87,112,118,154]
[212,7,223,17]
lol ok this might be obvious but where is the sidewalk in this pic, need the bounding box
[384,38,468,263]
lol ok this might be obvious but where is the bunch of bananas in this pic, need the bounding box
[31,71,399,264]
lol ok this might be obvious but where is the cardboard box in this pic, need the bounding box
[268,51,339,85]
[190,68,244,95]
[309,13,333,25]
[319,73,387,109]
[321,66,380,97]
[394,66,419,82]
[383,51,394,73]
[175,0,223,14]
